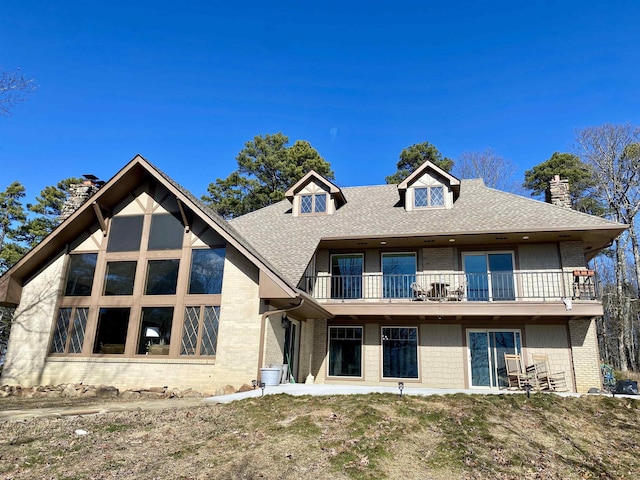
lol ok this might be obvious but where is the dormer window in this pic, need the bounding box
[414,186,444,208]
[286,170,346,217]
[397,161,460,212]
[301,193,327,214]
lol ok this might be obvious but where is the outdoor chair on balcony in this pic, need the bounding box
[447,281,466,301]
[410,282,429,301]
[531,354,568,391]
[504,353,536,390]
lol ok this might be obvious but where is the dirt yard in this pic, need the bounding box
[1,392,640,479]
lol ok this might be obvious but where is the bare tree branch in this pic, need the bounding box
[0,67,36,117]
[454,148,521,193]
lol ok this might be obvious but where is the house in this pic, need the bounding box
[0,155,626,393]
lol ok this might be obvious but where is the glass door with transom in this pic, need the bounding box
[468,330,521,388]
[463,252,516,301]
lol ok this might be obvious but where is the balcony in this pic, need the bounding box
[301,270,599,303]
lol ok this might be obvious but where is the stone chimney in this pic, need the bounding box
[547,174,571,208]
[59,175,102,221]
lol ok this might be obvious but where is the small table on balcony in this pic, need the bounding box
[430,282,449,300]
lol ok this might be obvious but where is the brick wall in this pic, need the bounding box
[1,254,65,386]
[263,314,285,368]
[524,324,573,389]
[518,244,560,270]
[422,247,454,272]
[312,319,328,383]
[2,244,265,393]
[39,359,222,393]
[297,318,314,383]
[559,241,586,270]
[363,324,380,382]
[569,318,602,393]
[212,245,262,388]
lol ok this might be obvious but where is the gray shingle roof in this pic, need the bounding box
[231,179,625,285]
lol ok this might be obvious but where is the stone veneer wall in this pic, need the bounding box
[548,175,571,208]
[568,318,602,393]
[59,183,100,221]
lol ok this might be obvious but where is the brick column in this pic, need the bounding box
[312,319,327,384]
[569,318,601,393]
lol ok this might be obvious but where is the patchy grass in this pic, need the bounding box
[1,392,640,479]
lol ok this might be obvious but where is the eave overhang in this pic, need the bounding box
[314,224,628,260]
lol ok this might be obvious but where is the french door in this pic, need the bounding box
[468,330,521,388]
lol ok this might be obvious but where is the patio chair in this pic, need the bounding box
[410,282,429,301]
[531,354,568,391]
[504,353,536,390]
[447,280,466,301]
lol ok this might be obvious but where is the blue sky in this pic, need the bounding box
[2,1,639,203]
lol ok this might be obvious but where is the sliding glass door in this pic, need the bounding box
[468,330,521,388]
[463,252,515,301]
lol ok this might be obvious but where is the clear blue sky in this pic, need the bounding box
[2,1,639,203]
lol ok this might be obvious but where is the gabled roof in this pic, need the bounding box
[397,161,461,191]
[0,155,330,318]
[231,178,627,286]
[284,170,346,207]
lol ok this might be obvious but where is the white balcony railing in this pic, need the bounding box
[301,271,599,302]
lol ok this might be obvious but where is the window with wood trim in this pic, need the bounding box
[300,193,327,214]
[414,186,444,208]
[145,259,180,295]
[138,307,174,355]
[328,326,362,377]
[107,215,144,252]
[93,307,130,354]
[181,306,220,356]
[188,248,225,294]
[51,187,227,360]
[382,326,418,379]
[50,307,89,354]
[64,254,97,296]
[104,261,136,295]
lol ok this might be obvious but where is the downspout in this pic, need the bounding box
[256,297,306,381]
